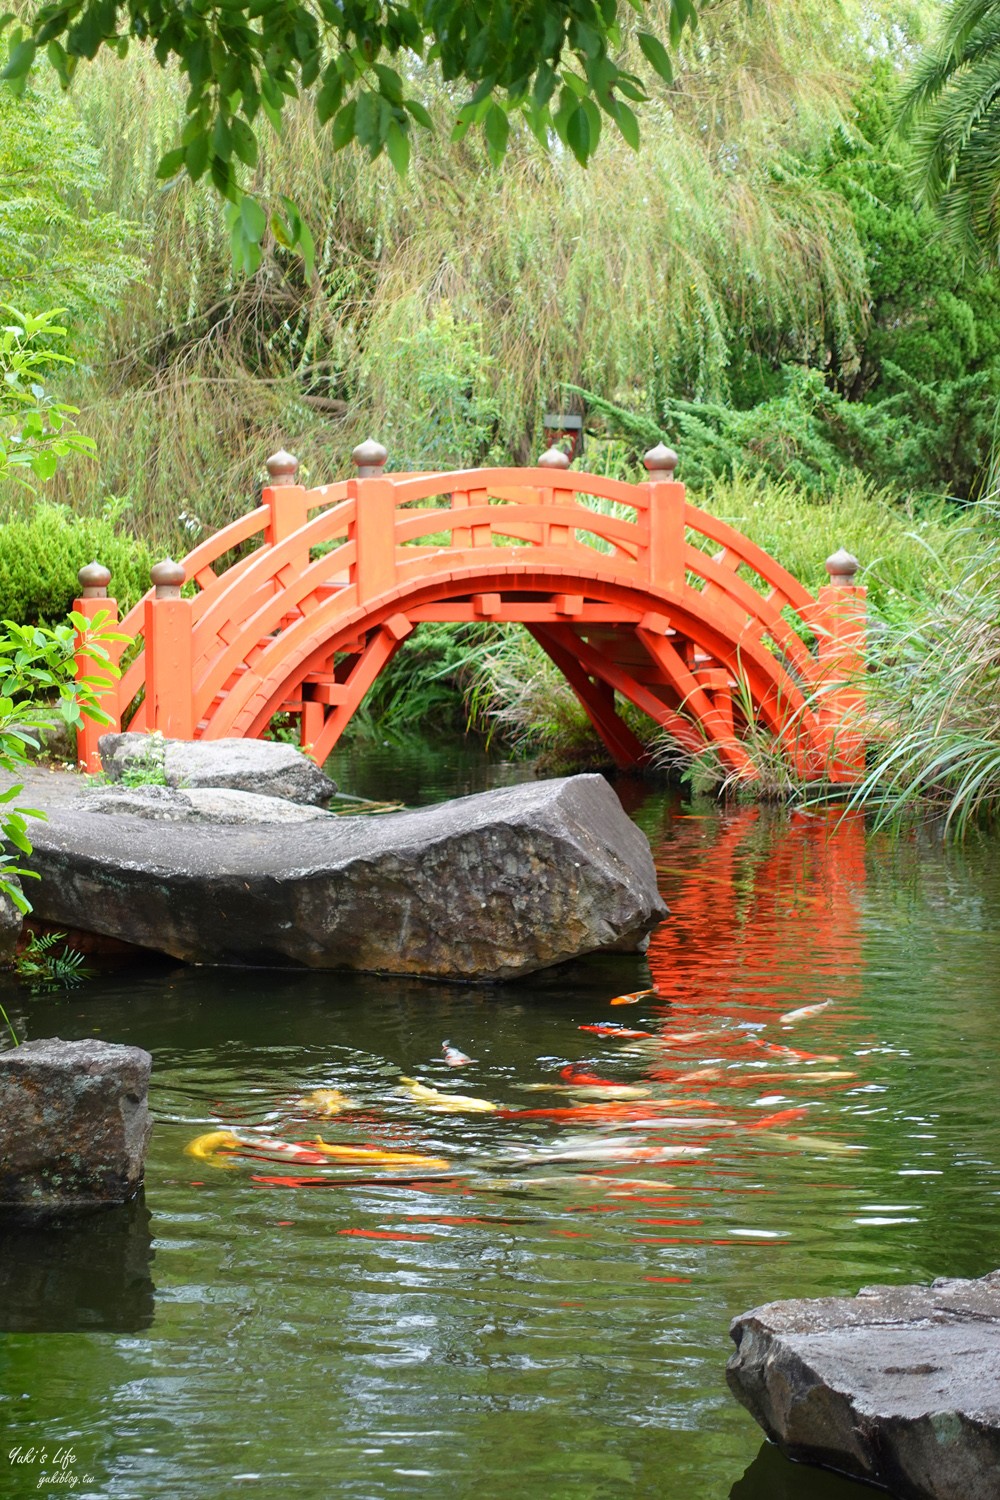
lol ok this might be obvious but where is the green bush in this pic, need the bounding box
[0,502,152,624]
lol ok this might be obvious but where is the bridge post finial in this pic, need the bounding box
[825,548,860,586]
[644,443,678,475]
[73,562,120,772]
[266,449,299,485]
[150,558,186,601]
[537,444,571,470]
[77,561,111,599]
[352,438,388,479]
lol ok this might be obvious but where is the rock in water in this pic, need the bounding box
[0,877,22,968]
[24,773,667,979]
[98,732,337,806]
[727,1273,1000,1500]
[84,784,332,824]
[0,1039,153,1216]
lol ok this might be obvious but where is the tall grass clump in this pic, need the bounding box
[849,510,1000,833]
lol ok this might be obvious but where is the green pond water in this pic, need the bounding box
[2,742,1000,1499]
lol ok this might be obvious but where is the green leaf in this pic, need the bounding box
[29,449,57,481]
[156,147,186,181]
[355,89,379,149]
[184,131,210,180]
[331,99,357,150]
[296,217,316,280]
[566,104,591,166]
[404,97,433,130]
[385,119,410,177]
[240,194,267,244]
[609,98,640,151]
[1,36,35,80]
[638,30,673,85]
[231,116,259,168]
[484,102,509,167]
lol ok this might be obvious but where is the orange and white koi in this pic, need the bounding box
[780,999,835,1025]
[442,1041,474,1067]
[610,988,658,1006]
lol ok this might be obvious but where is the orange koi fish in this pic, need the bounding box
[559,1066,621,1086]
[442,1041,474,1067]
[610,988,658,1006]
[579,1024,654,1039]
[338,1228,434,1242]
[746,1106,810,1131]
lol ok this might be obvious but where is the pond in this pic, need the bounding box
[2,742,1000,1499]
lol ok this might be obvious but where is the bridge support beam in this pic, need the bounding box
[529,626,648,770]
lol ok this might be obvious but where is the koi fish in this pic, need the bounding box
[578,1024,654,1039]
[515,1083,653,1101]
[511,1138,710,1166]
[184,1129,243,1168]
[559,1066,621,1086]
[610,988,658,1006]
[780,999,835,1024]
[751,1041,840,1063]
[758,1132,866,1155]
[248,1138,332,1166]
[309,1138,450,1170]
[746,1106,810,1131]
[674,1068,723,1083]
[186,1130,332,1168]
[442,1041,474,1067]
[295,1088,357,1116]
[398,1076,498,1113]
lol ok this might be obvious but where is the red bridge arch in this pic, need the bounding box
[74,442,866,781]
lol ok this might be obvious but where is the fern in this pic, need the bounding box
[16,932,94,993]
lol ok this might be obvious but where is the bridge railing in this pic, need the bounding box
[72,438,866,778]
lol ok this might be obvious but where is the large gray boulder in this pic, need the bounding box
[727,1272,1000,1500]
[22,773,667,979]
[98,732,337,806]
[0,1038,153,1216]
[84,783,332,824]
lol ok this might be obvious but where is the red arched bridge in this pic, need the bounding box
[72,440,866,780]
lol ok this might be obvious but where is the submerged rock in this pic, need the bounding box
[84,783,332,824]
[0,1038,153,1216]
[0,877,22,967]
[98,732,337,806]
[23,773,667,979]
[727,1272,1000,1500]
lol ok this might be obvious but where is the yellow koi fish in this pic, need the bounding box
[184,1129,243,1169]
[309,1138,450,1170]
[296,1088,357,1117]
[398,1076,498,1113]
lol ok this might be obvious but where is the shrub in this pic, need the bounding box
[0,502,152,625]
